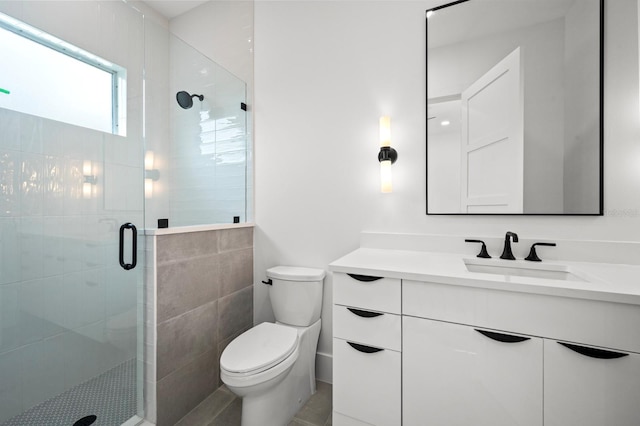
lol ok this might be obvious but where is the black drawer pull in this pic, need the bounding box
[475,329,530,343]
[347,273,383,282]
[558,342,629,359]
[347,341,384,354]
[347,307,383,318]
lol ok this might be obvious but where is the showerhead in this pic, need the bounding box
[176,91,204,109]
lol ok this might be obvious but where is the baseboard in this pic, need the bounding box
[315,351,333,384]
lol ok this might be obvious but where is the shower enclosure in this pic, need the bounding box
[0,1,249,425]
[0,2,146,425]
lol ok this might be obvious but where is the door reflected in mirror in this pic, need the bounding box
[426,0,603,215]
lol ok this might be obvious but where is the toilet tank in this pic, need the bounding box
[267,266,325,327]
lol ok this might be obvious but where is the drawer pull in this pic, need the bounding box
[347,307,383,318]
[558,342,629,360]
[475,329,530,343]
[347,341,384,354]
[347,273,383,282]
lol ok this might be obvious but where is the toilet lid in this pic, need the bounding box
[266,266,325,281]
[220,322,298,375]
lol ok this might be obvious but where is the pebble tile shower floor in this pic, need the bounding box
[0,359,136,426]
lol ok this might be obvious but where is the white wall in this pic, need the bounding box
[169,1,254,87]
[254,0,640,382]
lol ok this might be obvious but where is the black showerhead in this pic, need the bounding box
[176,91,204,109]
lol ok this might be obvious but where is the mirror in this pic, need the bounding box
[426,0,603,215]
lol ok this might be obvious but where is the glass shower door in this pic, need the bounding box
[0,2,145,425]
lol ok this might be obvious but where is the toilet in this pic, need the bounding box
[220,266,325,426]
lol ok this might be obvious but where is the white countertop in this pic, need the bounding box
[329,248,640,306]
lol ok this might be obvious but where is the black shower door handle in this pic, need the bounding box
[119,223,137,270]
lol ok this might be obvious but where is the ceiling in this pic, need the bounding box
[142,0,210,19]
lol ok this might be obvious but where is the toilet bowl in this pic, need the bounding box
[220,266,325,426]
[221,322,300,397]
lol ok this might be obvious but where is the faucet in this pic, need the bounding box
[500,231,519,260]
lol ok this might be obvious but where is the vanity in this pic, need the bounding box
[329,243,640,426]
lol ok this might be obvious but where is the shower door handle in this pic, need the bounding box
[119,223,137,270]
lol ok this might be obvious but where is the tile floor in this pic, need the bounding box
[0,359,136,426]
[175,381,332,426]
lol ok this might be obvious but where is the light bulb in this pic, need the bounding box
[379,116,391,148]
[380,160,392,193]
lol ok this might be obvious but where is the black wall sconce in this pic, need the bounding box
[378,116,398,193]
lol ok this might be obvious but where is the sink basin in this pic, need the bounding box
[464,258,586,282]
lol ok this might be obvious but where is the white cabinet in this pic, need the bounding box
[331,268,640,425]
[401,279,640,425]
[333,272,401,426]
[544,340,640,426]
[403,316,543,426]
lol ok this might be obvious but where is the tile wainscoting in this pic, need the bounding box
[144,225,254,426]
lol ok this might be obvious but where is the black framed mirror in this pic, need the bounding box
[426,0,603,215]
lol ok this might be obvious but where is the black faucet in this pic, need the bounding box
[525,242,556,262]
[500,232,519,260]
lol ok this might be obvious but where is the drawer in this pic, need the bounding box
[333,338,401,426]
[333,272,401,314]
[333,304,401,351]
[403,280,640,353]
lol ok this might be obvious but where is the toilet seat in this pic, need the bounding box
[220,322,299,376]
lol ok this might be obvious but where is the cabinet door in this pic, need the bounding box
[544,340,640,426]
[333,338,401,426]
[403,316,542,426]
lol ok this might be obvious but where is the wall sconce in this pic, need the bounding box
[144,151,160,198]
[378,116,398,193]
[82,160,97,198]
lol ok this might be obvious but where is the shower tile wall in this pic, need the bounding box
[169,36,248,227]
[144,225,254,426]
[143,24,250,230]
[0,2,145,422]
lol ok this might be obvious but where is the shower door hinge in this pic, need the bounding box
[241,102,247,111]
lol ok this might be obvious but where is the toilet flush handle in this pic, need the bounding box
[261,279,273,285]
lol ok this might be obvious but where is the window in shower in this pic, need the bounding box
[0,12,127,135]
